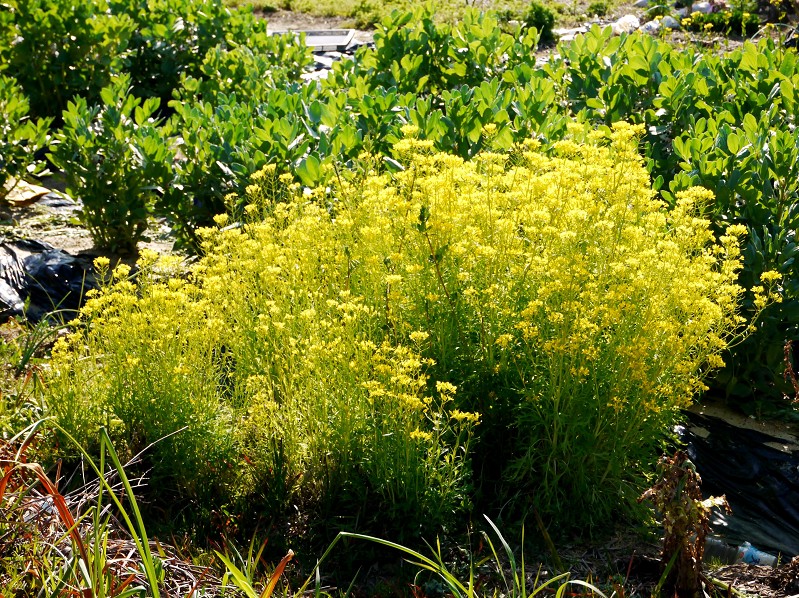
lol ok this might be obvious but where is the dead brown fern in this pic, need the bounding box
[640,451,731,598]
[783,340,799,403]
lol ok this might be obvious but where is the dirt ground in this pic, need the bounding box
[713,559,799,597]
[0,179,174,258]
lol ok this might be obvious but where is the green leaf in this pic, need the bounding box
[726,131,740,155]
[215,552,260,598]
[295,153,321,187]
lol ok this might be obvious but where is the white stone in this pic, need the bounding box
[662,15,681,28]
[640,19,662,33]
[691,1,713,13]
[553,26,588,42]
[611,14,641,35]
[633,0,649,7]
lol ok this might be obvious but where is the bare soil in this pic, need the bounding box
[0,179,175,259]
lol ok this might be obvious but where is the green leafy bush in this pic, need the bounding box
[185,41,311,102]
[175,39,312,107]
[0,76,50,200]
[0,0,308,123]
[108,0,232,105]
[163,90,319,247]
[338,8,542,95]
[110,0,310,107]
[48,74,174,255]
[0,0,134,121]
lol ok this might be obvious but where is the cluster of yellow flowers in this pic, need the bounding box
[46,121,775,528]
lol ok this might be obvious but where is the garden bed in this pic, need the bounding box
[3,0,799,595]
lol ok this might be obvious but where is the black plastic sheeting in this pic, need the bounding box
[0,239,96,322]
[681,410,799,557]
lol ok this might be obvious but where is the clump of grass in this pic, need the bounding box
[313,515,608,598]
[1,422,301,596]
[1,424,172,595]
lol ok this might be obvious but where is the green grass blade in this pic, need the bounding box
[520,525,527,598]
[554,579,608,598]
[100,427,161,598]
[484,516,516,572]
[529,572,571,597]
[338,532,470,597]
[36,421,161,597]
[481,529,509,596]
[215,551,261,598]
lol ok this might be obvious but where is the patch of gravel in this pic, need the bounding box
[262,8,374,43]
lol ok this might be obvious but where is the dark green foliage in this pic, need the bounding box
[587,1,609,16]
[524,1,556,44]
[0,0,309,123]
[0,76,51,200]
[0,0,134,121]
[109,0,310,109]
[108,0,233,105]
[48,75,174,255]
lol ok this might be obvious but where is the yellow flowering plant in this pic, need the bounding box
[47,252,238,506]
[48,228,476,535]
[45,123,775,538]
[247,121,766,531]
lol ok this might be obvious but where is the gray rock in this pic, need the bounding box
[662,15,681,28]
[314,54,336,69]
[675,7,689,16]
[640,19,662,34]
[691,1,713,13]
[633,0,649,7]
[612,14,641,35]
